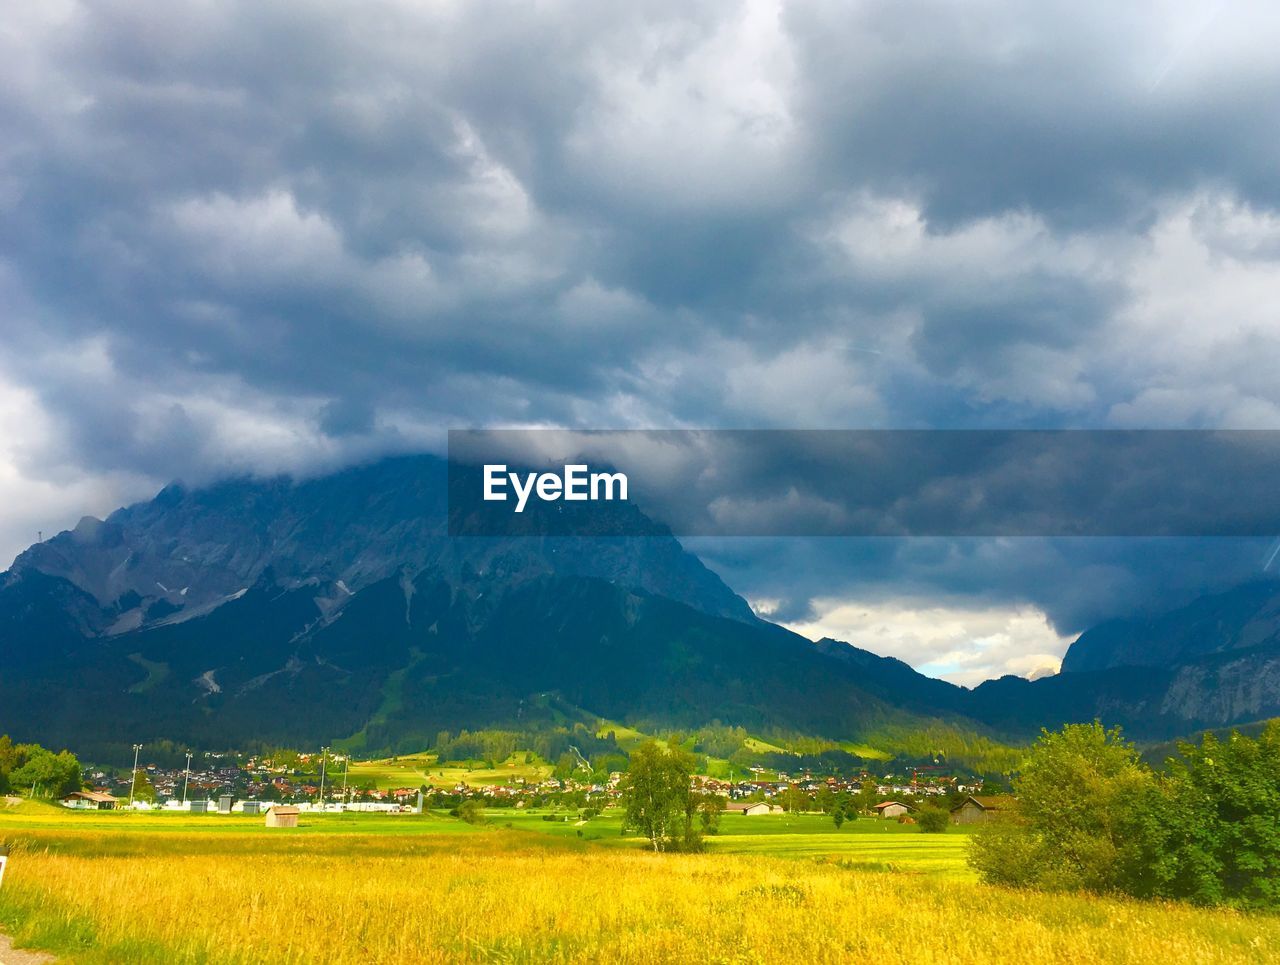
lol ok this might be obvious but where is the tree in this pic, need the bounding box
[0,735,14,793]
[456,799,486,825]
[697,793,725,835]
[553,752,577,780]
[9,745,82,798]
[1142,721,1280,908]
[968,722,1153,893]
[834,790,852,816]
[856,782,878,814]
[815,786,836,814]
[780,785,808,813]
[916,804,950,833]
[832,807,845,830]
[620,741,697,852]
[130,770,158,803]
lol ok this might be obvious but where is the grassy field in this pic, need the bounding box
[344,752,553,790]
[1,800,1277,963]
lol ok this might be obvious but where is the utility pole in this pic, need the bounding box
[342,752,350,805]
[128,744,142,807]
[317,746,329,808]
[182,751,193,805]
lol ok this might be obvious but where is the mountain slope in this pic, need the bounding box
[0,457,987,755]
[1060,580,1280,673]
[7,454,1280,753]
[0,567,975,755]
[967,578,1280,738]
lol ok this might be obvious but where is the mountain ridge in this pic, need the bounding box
[5,455,1280,753]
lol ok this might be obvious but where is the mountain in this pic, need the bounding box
[5,453,1280,756]
[0,456,985,756]
[1060,581,1280,673]
[11,456,753,626]
[967,579,1280,739]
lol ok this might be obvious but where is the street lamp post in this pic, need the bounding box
[182,751,193,806]
[317,746,329,808]
[128,744,142,807]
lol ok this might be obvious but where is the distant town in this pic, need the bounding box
[68,750,989,815]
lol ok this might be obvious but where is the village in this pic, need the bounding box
[62,751,1000,823]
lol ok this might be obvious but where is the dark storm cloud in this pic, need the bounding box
[449,429,1280,539]
[785,1,1280,228]
[4,0,1280,650]
[707,535,1280,632]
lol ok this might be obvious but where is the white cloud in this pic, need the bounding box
[784,598,1071,687]
[1106,194,1280,427]
[0,371,154,568]
[718,337,885,426]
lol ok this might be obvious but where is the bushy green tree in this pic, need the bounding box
[8,745,83,798]
[968,722,1152,893]
[1142,721,1280,908]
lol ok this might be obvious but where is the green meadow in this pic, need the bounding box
[343,751,554,790]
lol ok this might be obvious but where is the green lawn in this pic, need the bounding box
[490,807,973,877]
[1,798,972,880]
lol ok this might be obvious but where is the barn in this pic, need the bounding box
[873,801,913,819]
[724,801,782,816]
[950,795,1016,825]
[265,805,300,828]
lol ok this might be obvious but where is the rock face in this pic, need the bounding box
[8,455,754,626]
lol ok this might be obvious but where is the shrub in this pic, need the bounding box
[916,805,950,834]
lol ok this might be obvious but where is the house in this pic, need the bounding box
[724,801,782,816]
[873,801,913,819]
[61,790,118,810]
[950,795,1016,825]
[265,805,300,828]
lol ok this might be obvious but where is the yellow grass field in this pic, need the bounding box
[1,805,1278,963]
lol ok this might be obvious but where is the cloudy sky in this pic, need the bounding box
[4,0,1280,683]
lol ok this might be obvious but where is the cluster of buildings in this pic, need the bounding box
[66,754,1002,823]
[696,770,986,804]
